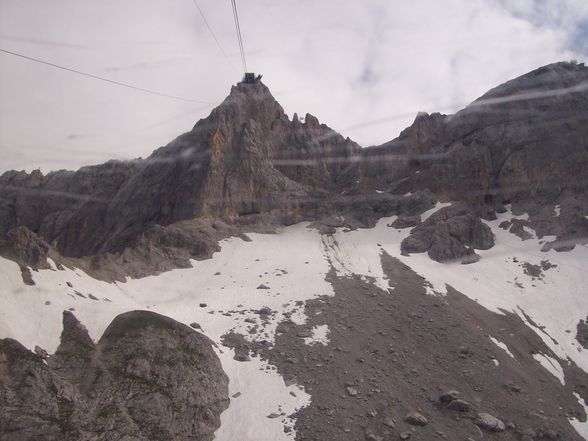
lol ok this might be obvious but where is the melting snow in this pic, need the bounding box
[532,352,565,385]
[420,201,452,222]
[304,324,330,346]
[489,336,516,359]
[0,223,334,441]
[329,209,588,376]
[2,209,588,439]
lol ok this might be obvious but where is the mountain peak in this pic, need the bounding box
[207,79,287,131]
[474,60,588,103]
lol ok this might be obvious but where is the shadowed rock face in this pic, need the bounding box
[0,162,139,257]
[0,311,229,441]
[354,62,588,210]
[0,62,587,272]
[0,81,360,260]
[401,203,495,262]
[0,226,51,269]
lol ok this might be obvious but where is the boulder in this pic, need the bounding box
[401,203,494,262]
[404,412,428,426]
[0,310,229,441]
[475,412,506,432]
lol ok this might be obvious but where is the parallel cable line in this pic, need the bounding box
[0,48,215,104]
[230,0,247,73]
[231,0,246,71]
[190,0,237,71]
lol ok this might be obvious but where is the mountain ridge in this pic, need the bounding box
[0,61,587,280]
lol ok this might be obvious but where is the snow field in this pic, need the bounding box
[0,223,334,441]
[331,210,588,375]
[1,209,588,438]
[329,208,588,436]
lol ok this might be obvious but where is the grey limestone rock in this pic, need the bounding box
[401,203,494,262]
[475,412,506,432]
[0,310,229,441]
[404,412,428,426]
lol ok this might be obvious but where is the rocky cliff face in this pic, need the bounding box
[0,81,360,264]
[355,62,588,213]
[0,62,587,273]
[0,311,229,441]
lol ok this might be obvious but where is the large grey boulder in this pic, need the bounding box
[474,412,506,432]
[0,310,229,441]
[401,203,494,262]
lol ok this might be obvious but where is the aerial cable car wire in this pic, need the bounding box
[190,0,238,72]
[230,0,248,73]
[0,48,214,104]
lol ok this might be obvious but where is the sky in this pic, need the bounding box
[0,0,587,173]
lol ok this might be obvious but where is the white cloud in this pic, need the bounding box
[0,0,585,172]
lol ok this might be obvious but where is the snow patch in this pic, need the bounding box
[522,225,536,238]
[324,224,395,292]
[532,353,565,385]
[47,258,58,271]
[489,336,515,359]
[420,201,452,222]
[304,324,330,346]
[215,351,306,440]
[0,223,335,441]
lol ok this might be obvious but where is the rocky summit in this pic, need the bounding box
[1,61,588,441]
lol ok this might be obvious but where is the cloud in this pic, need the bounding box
[0,0,586,172]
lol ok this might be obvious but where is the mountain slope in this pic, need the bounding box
[1,62,588,441]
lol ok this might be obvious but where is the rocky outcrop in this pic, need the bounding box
[354,62,588,213]
[0,162,138,257]
[576,317,588,349]
[0,311,229,441]
[0,81,360,263]
[401,203,495,262]
[0,226,51,269]
[83,218,244,281]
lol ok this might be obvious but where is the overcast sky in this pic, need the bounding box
[0,0,587,173]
